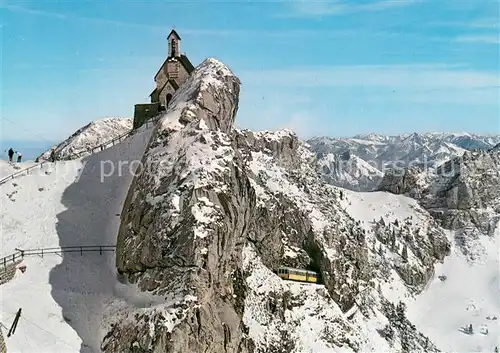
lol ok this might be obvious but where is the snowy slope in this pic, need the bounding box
[37,117,132,161]
[339,189,500,353]
[407,228,500,353]
[0,161,83,256]
[0,160,38,179]
[0,125,153,353]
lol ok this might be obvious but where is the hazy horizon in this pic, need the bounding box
[0,140,56,161]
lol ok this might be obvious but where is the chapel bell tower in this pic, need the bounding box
[168,28,181,58]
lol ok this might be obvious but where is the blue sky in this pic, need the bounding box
[1,0,499,142]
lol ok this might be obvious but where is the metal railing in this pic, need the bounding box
[0,161,50,185]
[0,115,162,186]
[59,130,133,161]
[0,245,117,268]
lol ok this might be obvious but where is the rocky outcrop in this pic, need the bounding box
[378,150,500,231]
[377,166,433,199]
[104,59,252,353]
[316,150,384,191]
[102,58,445,353]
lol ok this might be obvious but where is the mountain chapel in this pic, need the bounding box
[133,29,195,129]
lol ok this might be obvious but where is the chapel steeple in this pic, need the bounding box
[167,27,181,58]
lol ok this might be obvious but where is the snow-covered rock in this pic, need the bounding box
[378,147,500,271]
[37,117,132,161]
[317,150,384,191]
[378,149,500,229]
[102,58,446,353]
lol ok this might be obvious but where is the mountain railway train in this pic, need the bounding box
[277,266,319,283]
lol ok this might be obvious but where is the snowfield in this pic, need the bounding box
[0,126,153,352]
[1,161,83,255]
[407,228,500,353]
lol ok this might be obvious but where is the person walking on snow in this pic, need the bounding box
[7,148,14,162]
[16,151,22,163]
[50,149,56,163]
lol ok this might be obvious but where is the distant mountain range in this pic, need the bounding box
[308,132,500,191]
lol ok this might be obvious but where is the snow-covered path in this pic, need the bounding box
[0,160,38,180]
[0,127,153,352]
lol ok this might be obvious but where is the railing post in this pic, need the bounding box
[41,249,44,258]
[3,257,6,267]
[99,246,102,255]
[80,247,83,256]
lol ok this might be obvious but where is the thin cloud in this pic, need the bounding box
[240,64,499,92]
[427,18,499,29]
[281,112,316,139]
[278,0,420,18]
[3,4,169,31]
[2,3,365,38]
[3,3,423,39]
[454,35,500,44]
[3,4,68,19]
[238,65,500,106]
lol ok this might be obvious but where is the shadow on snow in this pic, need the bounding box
[49,128,153,353]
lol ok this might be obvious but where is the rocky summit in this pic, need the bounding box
[98,58,454,353]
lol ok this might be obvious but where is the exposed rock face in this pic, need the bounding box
[317,150,384,191]
[102,58,446,353]
[106,59,252,353]
[378,150,500,229]
[377,166,432,199]
[377,149,500,260]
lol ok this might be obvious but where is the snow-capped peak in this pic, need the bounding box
[37,117,132,161]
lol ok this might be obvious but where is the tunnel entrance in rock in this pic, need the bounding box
[303,234,324,284]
